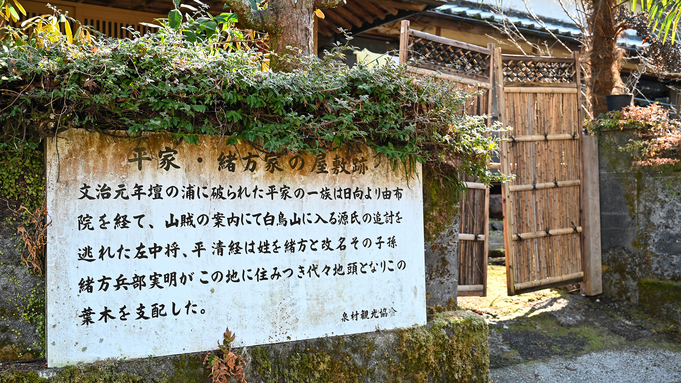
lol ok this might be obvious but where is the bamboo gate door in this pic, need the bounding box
[400,21,493,297]
[399,23,602,297]
[496,51,601,295]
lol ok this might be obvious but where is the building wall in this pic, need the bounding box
[599,129,681,327]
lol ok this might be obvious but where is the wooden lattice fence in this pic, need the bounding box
[400,21,492,297]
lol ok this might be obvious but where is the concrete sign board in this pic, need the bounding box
[45,129,425,367]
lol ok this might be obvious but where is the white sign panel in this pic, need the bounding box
[46,129,425,367]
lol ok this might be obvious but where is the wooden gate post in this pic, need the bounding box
[581,133,603,295]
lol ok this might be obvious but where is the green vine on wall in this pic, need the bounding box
[0,3,503,188]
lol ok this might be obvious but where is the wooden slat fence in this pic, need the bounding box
[496,50,586,295]
[400,20,492,296]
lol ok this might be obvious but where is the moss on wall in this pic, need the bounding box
[245,309,488,383]
[638,278,681,326]
[388,311,489,383]
[1,310,489,383]
[422,169,461,243]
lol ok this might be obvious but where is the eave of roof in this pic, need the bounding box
[429,1,644,50]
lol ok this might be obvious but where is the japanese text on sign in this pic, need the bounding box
[46,130,425,367]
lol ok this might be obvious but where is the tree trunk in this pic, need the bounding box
[588,0,624,116]
[222,0,344,72]
[268,0,316,71]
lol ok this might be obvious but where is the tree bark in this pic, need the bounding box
[588,0,625,116]
[222,0,345,71]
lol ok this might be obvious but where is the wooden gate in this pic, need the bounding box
[399,21,492,296]
[496,51,591,295]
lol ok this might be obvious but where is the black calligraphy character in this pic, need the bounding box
[114,274,130,291]
[98,307,116,323]
[136,303,150,320]
[213,212,226,228]
[78,183,96,200]
[217,151,238,172]
[284,239,296,253]
[148,243,163,259]
[131,274,146,290]
[179,272,194,285]
[331,155,351,175]
[158,147,181,171]
[151,303,167,318]
[181,213,196,228]
[165,242,180,258]
[387,236,397,248]
[78,246,94,262]
[164,272,177,287]
[99,214,110,229]
[289,154,305,171]
[212,240,226,257]
[242,152,259,172]
[228,241,242,255]
[144,184,162,200]
[114,184,130,200]
[119,305,130,321]
[197,214,210,226]
[347,262,358,275]
[133,214,146,228]
[172,302,182,316]
[376,236,385,249]
[393,187,404,200]
[78,276,94,293]
[131,183,146,199]
[128,147,152,171]
[341,312,350,322]
[150,272,164,289]
[211,186,227,200]
[79,307,95,326]
[200,271,209,284]
[185,300,197,315]
[352,157,368,174]
[97,275,111,291]
[264,153,283,173]
[96,184,111,199]
[113,214,130,229]
[311,152,329,174]
[192,241,206,257]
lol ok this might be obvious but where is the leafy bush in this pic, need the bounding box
[588,103,681,166]
[0,2,501,185]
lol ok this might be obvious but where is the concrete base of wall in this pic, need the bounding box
[1,310,489,383]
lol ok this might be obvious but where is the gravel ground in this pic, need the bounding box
[460,263,681,383]
[490,346,681,383]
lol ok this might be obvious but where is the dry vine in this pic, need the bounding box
[16,204,50,276]
[204,328,247,383]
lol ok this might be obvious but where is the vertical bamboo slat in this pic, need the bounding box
[500,53,585,294]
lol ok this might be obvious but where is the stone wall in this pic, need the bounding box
[2,310,489,382]
[599,129,681,327]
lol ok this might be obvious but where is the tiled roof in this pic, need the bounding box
[430,1,644,49]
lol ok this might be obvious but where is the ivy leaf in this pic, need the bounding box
[168,9,182,30]
[248,0,258,10]
[314,9,325,19]
[173,0,182,8]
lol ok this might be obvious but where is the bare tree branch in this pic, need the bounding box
[222,0,275,31]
